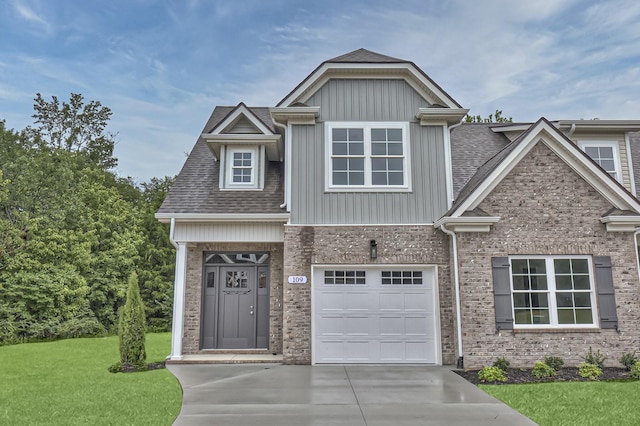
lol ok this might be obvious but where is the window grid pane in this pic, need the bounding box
[511,257,594,327]
[329,124,406,187]
[324,270,366,285]
[231,151,253,183]
[583,145,618,179]
[381,271,423,285]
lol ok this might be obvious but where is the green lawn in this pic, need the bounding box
[481,381,640,426]
[0,333,182,425]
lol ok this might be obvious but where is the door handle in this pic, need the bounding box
[250,311,254,316]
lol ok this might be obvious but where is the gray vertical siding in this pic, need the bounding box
[290,79,449,224]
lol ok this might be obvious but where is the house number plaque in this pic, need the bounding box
[288,276,308,284]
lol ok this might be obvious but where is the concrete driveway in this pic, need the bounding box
[168,364,536,426]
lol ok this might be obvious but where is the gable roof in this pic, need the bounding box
[204,104,275,134]
[209,102,276,135]
[445,117,640,218]
[277,48,463,109]
[327,48,405,63]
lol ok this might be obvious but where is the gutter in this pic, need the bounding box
[439,223,464,369]
[272,120,288,209]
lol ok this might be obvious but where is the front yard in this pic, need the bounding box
[481,380,640,425]
[0,333,181,425]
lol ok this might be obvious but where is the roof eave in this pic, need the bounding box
[416,108,470,126]
[155,213,291,224]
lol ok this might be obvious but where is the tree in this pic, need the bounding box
[137,176,175,331]
[25,93,117,169]
[118,272,147,369]
[465,109,513,123]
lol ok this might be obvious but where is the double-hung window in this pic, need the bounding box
[223,146,262,190]
[510,256,598,328]
[578,140,621,182]
[326,122,410,191]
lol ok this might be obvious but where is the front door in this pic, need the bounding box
[217,266,256,349]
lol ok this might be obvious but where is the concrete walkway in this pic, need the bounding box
[168,364,536,425]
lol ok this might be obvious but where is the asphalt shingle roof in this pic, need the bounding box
[450,123,511,197]
[157,106,284,215]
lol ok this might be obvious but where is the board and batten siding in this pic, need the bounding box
[173,223,284,242]
[290,79,449,225]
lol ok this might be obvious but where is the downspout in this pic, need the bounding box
[273,120,288,209]
[169,217,178,249]
[634,228,640,281]
[567,123,576,137]
[440,223,464,369]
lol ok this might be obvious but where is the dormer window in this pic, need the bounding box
[221,145,264,190]
[578,140,621,182]
[231,150,254,184]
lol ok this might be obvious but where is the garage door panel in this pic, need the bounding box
[317,316,344,336]
[379,292,404,310]
[379,316,403,335]
[316,340,344,361]
[404,293,429,311]
[405,316,429,335]
[345,341,372,361]
[317,292,345,312]
[346,316,371,335]
[314,267,438,364]
[406,341,432,361]
[346,292,373,311]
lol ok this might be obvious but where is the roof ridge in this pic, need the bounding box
[326,48,406,63]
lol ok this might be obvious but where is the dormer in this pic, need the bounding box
[201,103,282,190]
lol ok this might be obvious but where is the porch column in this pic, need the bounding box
[169,242,187,360]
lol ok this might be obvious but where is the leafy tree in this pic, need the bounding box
[465,109,513,123]
[0,94,175,344]
[137,177,175,331]
[118,272,147,369]
[25,93,117,169]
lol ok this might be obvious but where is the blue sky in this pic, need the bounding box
[2,0,640,182]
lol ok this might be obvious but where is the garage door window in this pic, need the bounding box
[324,270,366,285]
[381,271,423,285]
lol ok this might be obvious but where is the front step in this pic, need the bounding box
[166,353,283,364]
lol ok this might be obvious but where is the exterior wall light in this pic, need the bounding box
[370,239,378,259]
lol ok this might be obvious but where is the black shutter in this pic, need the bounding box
[492,257,513,330]
[594,256,618,330]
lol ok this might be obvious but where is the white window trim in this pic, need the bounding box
[324,121,412,192]
[509,255,599,329]
[221,145,264,190]
[578,140,622,183]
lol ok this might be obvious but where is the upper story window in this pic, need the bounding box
[221,145,263,190]
[578,140,621,182]
[325,122,411,192]
[510,256,597,329]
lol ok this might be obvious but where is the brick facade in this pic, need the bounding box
[182,242,284,355]
[456,142,640,368]
[282,224,456,365]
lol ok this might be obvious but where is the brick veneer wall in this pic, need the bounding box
[456,142,640,368]
[182,242,284,355]
[282,224,455,365]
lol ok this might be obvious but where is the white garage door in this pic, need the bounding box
[312,267,439,364]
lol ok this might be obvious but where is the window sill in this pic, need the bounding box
[513,328,601,334]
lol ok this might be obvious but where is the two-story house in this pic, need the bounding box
[157,49,640,368]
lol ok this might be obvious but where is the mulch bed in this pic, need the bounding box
[455,367,633,385]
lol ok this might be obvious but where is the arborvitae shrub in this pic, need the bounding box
[118,272,147,369]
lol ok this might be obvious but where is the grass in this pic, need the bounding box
[481,381,640,426]
[0,333,182,425]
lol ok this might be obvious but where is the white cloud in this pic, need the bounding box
[12,0,52,33]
